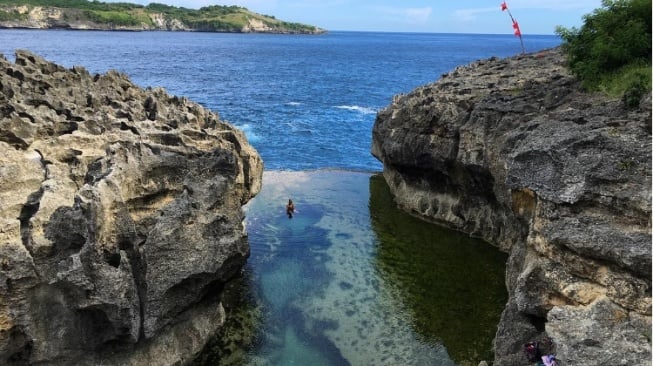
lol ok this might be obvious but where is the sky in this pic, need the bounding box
[103,0,604,34]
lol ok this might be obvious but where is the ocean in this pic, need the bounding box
[0,30,560,171]
[0,30,560,365]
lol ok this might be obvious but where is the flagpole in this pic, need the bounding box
[501,2,525,54]
[507,11,525,54]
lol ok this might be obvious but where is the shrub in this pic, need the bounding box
[621,69,650,107]
[555,0,651,102]
[0,9,26,21]
[86,10,142,26]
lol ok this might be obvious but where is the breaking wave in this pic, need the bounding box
[334,105,377,115]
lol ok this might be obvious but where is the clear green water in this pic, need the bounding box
[194,171,508,366]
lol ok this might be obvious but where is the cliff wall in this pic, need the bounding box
[0,5,183,31]
[0,5,325,34]
[0,50,263,365]
[372,48,651,365]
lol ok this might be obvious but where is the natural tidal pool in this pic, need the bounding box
[193,170,508,366]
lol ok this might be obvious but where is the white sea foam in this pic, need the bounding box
[334,105,377,115]
[236,123,261,143]
[286,101,302,106]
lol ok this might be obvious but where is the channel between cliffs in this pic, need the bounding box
[372,48,651,366]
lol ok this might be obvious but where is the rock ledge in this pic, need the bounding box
[0,50,263,365]
[372,48,651,366]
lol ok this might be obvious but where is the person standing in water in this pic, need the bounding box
[286,199,295,218]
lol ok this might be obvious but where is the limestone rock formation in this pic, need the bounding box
[0,5,326,34]
[372,48,651,365]
[0,5,151,31]
[241,18,273,33]
[0,50,263,365]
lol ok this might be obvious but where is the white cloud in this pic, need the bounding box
[405,7,432,24]
[454,0,601,23]
[454,7,497,22]
[511,0,601,10]
[374,6,432,24]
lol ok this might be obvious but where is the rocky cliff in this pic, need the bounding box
[372,48,651,365]
[0,5,182,31]
[0,5,325,34]
[0,50,263,365]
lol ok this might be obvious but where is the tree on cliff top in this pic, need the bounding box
[555,0,651,106]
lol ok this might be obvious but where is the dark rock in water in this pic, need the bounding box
[372,47,651,366]
[0,50,263,365]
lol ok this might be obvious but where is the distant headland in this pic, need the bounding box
[0,0,326,34]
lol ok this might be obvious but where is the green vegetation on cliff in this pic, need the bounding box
[555,0,651,105]
[0,0,324,33]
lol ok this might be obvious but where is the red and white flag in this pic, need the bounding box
[512,20,521,36]
[500,1,525,53]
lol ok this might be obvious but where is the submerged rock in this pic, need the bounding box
[372,48,651,365]
[0,50,263,365]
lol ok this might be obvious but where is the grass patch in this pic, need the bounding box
[0,9,27,21]
[86,10,149,27]
[598,62,651,106]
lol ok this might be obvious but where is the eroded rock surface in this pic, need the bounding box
[0,5,325,34]
[0,50,263,365]
[372,48,651,365]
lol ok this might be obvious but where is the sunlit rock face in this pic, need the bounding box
[0,50,263,365]
[372,47,651,366]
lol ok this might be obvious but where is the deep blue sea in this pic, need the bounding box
[0,30,560,365]
[0,30,560,171]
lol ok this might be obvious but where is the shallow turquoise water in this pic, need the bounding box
[194,170,508,365]
[1,29,539,365]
